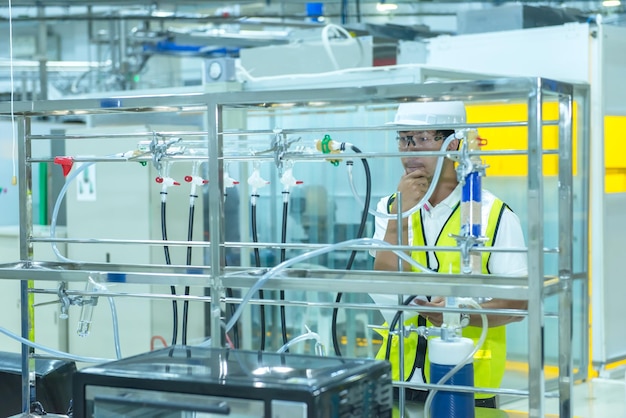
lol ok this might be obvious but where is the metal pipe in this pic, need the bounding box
[28,288,532,317]
[37,6,48,100]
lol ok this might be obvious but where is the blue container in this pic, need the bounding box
[306,2,324,17]
[430,362,475,418]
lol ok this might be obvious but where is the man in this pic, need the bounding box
[372,101,528,409]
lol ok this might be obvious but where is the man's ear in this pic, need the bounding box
[447,138,461,151]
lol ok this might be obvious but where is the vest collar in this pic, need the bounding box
[424,184,461,213]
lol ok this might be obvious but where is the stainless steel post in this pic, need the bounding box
[527,79,546,418]
[396,193,405,417]
[557,87,574,418]
[207,100,225,348]
[17,116,35,413]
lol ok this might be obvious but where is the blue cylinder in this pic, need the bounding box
[429,337,475,418]
[430,362,474,418]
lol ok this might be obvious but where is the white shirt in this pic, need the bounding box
[370,185,527,385]
[370,186,528,323]
[371,185,527,275]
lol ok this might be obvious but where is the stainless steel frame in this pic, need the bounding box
[0,77,588,417]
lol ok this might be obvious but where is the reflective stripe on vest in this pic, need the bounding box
[375,197,508,397]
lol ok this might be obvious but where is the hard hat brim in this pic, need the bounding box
[385,120,430,127]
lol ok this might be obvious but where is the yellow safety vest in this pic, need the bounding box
[375,197,508,398]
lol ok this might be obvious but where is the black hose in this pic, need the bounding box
[251,197,267,350]
[279,197,289,351]
[182,203,195,346]
[185,196,239,347]
[161,199,178,346]
[332,145,372,357]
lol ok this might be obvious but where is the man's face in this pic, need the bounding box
[396,130,445,175]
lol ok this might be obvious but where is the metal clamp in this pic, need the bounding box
[54,281,98,319]
[149,133,184,172]
[449,129,489,185]
[450,233,488,273]
[255,128,301,172]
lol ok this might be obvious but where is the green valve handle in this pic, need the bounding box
[320,134,333,153]
[318,134,340,166]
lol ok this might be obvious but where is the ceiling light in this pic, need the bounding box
[602,0,621,6]
[376,2,398,12]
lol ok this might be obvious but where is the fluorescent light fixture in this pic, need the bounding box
[603,0,621,6]
[376,2,398,12]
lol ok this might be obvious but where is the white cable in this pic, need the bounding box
[0,325,112,364]
[49,156,128,360]
[321,23,363,70]
[50,162,92,262]
[196,238,434,349]
[107,296,123,359]
[277,327,324,355]
[50,152,132,260]
[423,298,488,418]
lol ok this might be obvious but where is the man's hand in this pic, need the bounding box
[414,297,528,328]
[413,297,444,326]
[374,169,431,272]
[391,169,430,213]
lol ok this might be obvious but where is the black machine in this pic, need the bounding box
[73,346,392,418]
[0,351,75,417]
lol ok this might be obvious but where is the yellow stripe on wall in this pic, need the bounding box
[465,103,578,177]
[605,116,626,193]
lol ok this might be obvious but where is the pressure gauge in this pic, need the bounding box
[208,61,223,80]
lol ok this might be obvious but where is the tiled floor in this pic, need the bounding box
[502,377,626,418]
[394,376,626,417]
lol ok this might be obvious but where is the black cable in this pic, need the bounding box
[182,203,195,346]
[221,191,240,349]
[161,198,178,346]
[186,204,195,265]
[385,295,418,361]
[332,145,372,357]
[225,287,240,348]
[355,0,361,23]
[251,197,267,350]
[345,145,371,270]
[281,196,288,263]
[279,196,289,351]
[185,191,240,348]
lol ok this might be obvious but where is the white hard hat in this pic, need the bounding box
[389,101,466,126]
